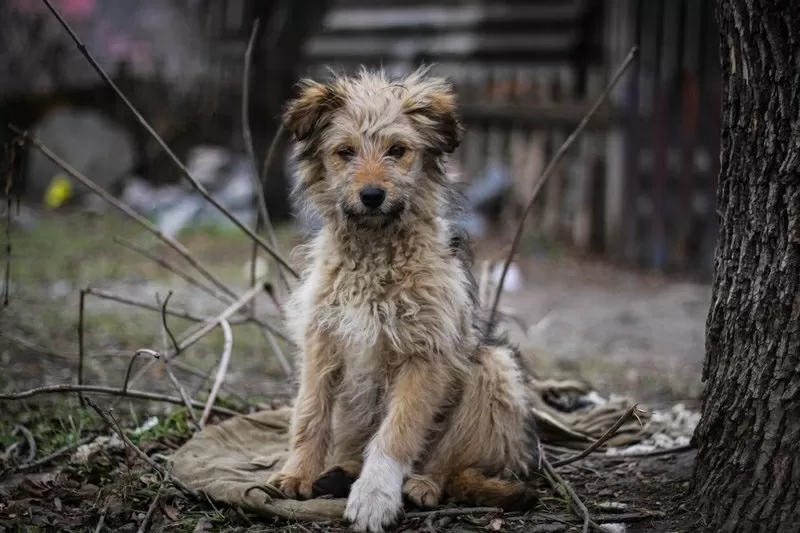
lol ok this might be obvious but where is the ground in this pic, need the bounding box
[0,209,709,532]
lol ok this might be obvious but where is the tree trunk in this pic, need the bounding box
[692,1,800,532]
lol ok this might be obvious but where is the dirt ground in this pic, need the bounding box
[0,210,711,532]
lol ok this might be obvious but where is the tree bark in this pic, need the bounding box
[692,1,800,532]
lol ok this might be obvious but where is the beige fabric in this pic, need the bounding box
[169,380,656,520]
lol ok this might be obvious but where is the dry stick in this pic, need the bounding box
[11,435,94,473]
[404,507,502,519]
[111,349,161,412]
[242,19,284,292]
[542,456,602,533]
[136,482,165,533]
[84,288,252,326]
[158,293,200,426]
[127,280,270,388]
[252,123,289,301]
[552,404,641,468]
[199,319,233,427]
[39,0,297,280]
[13,424,37,463]
[7,125,236,300]
[78,288,87,406]
[486,46,639,330]
[114,236,234,302]
[84,397,199,498]
[0,384,238,417]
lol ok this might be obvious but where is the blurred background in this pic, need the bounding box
[0,0,720,407]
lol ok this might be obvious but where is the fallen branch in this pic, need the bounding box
[8,435,95,474]
[136,482,165,533]
[552,404,643,468]
[542,456,602,533]
[0,384,239,417]
[84,397,198,498]
[199,319,233,427]
[486,46,639,330]
[405,507,502,519]
[39,0,298,280]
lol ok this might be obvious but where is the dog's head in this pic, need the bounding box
[284,66,463,230]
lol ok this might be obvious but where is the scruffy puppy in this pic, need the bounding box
[268,67,541,533]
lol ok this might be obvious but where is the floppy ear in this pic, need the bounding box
[403,76,464,154]
[283,79,345,141]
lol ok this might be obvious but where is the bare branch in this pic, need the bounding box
[84,397,198,498]
[200,319,233,427]
[0,384,239,417]
[127,280,273,387]
[78,288,87,406]
[552,404,643,468]
[542,456,603,533]
[39,0,298,279]
[136,482,165,533]
[486,46,639,330]
[9,435,94,473]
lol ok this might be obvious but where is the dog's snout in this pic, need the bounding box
[359,187,386,208]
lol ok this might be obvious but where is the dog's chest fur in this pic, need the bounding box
[288,224,472,375]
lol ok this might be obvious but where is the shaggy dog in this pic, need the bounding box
[268,66,541,533]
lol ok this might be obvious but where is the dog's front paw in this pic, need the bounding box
[268,469,316,500]
[344,474,403,532]
[403,475,441,508]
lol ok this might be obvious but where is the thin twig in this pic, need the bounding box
[242,19,282,276]
[159,292,181,354]
[157,293,200,426]
[127,279,271,388]
[603,443,695,459]
[261,327,293,378]
[78,288,87,406]
[114,236,233,301]
[39,0,298,279]
[84,397,198,498]
[83,288,252,326]
[552,404,641,468]
[542,456,602,533]
[94,501,108,533]
[7,124,238,298]
[121,350,160,395]
[486,46,639,330]
[200,319,233,427]
[405,507,503,519]
[13,424,37,463]
[136,482,165,533]
[0,384,238,417]
[253,122,289,301]
[10,435,94,473]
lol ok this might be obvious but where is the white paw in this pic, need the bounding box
[344,474,403,533]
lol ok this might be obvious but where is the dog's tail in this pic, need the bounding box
[445,468,538,511]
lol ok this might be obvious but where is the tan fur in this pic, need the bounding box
[269,66,540,533]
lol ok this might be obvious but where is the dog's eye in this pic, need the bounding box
[337,147,356,160]
[386,144,407,159]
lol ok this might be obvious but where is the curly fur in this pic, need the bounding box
[268,66,541,533]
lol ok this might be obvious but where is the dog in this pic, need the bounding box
[268,66,541,533]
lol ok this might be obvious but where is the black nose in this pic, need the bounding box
[359,187,386,208]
